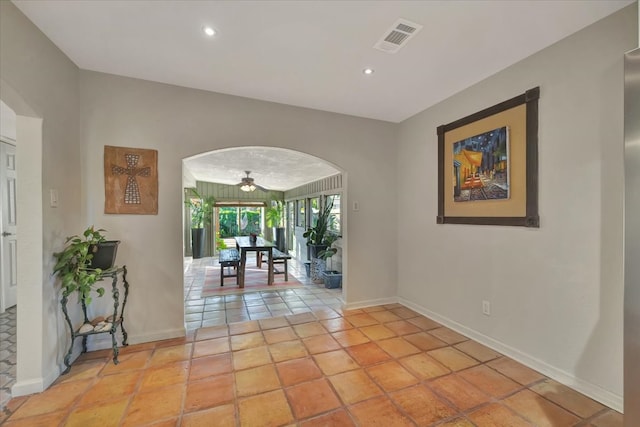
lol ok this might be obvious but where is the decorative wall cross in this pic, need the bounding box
[112,153,151,204]
[104,146,158,214]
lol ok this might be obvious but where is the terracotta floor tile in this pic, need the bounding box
[454,340,501,362]
[117,341,157,355]
[263,326,298,344]
[269,340,308,362]
[359,324,396,341]
[366,361,419,392]
[427,347,479,371]
[302,334,341,354]
[403,332,448,351]
[389,384,456,425]
[406,316,442,330]
[376,337,421,358]
[368,310,403,324]
[235,364,281,397]
[122,383,184,426]
[383,320,422,336]
[276,357,323,386]
[184,374,234,413]
[428,327,468,344]
[390,307,420,319]
[286,378,342,419]
[65,397,129,427]
[503,389,581,426]
[181,404,236,427]
[4,410,67,427]
[78,371,142,406]
[233,346,272,370]
[286,312,317,325]
[320,318,354,333]
[238,389,294,426]
[399,353,450,380]
[101,350,152,375]
[341,308,365,316]
[591,409,624,427]
[192,337,230,358]
[348,396,414,427]
[54,360,104,384]
[148,343,193,367]
[259,316,290,330]
[429,374,490,411]
[362,305,387,313]
[530,379,605,418]
[299,409,355,427]
[468,403,531,427]
[458,365,522,398]
[139,360,190,391]
[488,356,545,385]
[189,353,233,381]
[331,329,370,347]
[344,313,379,327]
[229,320,260,335]
[311,307,341,320]
[8,379,93,420]
[293,322,327,338]
[329,369,383,404]
[194,324,229,341]
[230,331,265,351]
[345,342,391,366]
[314,349,359,375]
[438,417,476,427]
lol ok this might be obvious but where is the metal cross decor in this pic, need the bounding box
[104,145,158,214]
[112,153,151,204]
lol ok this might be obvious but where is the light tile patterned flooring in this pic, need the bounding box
[0,306,17,411]
[1,299,624,425]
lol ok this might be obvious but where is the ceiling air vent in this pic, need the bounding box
[374,18,423,54]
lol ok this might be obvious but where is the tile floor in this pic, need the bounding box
[1,301,624,426]
[0,306,17,411]
[183,255,343,330]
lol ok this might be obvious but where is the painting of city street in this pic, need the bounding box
[452,126,509,202]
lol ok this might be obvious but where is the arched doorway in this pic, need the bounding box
[181,146,347,329]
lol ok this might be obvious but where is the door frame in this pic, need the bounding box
[0,138,17,313]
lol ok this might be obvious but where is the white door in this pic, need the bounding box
[0,141,17,312]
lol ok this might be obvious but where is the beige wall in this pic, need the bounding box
[78,70,398,344]
[397,4,637,410]
[0,1,81,394]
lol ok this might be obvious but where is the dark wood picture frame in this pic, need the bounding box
[437,87,539,227]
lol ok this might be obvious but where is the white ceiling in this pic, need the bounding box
[11,0,634,190]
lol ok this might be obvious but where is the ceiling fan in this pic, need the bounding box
[237,171,268,192]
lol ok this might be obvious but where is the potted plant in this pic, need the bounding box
[186,188,215,259]
[53,226,118,305]
[265,199,285,251]
[319,242,342,289]
[303,200,337,283]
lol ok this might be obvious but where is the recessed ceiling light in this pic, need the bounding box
[203,26,216,37]
[363,68,375,75]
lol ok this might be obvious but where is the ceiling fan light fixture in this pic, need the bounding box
[240,184,256,192]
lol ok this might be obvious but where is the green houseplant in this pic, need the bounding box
[186,188,215,258]
[265,199,285,251]
[53,226,110,305]
[303,200,338,283]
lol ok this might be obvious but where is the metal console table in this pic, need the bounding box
[61,265,129,374]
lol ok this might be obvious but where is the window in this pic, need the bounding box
[326,194,341,235]
[296,199,305,228]
[309,197,320,227]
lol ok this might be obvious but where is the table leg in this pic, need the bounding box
[267,248,274,285]
[239,249,247,288]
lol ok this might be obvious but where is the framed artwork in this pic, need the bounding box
[437,87,539,227]
[104,145,158,214]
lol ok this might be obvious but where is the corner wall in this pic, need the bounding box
[396,5,637,409]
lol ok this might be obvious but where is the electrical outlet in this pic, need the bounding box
[482,300,491,316]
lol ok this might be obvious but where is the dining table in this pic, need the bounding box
[234,236,275,288]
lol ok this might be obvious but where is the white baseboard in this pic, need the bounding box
[397,297,623,413]
[343,296,398,311]
[11,367,59,397]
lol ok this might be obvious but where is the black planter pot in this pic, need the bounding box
[89,240,121,270]
[309,244,328,259]
[191,228,205,259]
[273,227,285,252]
